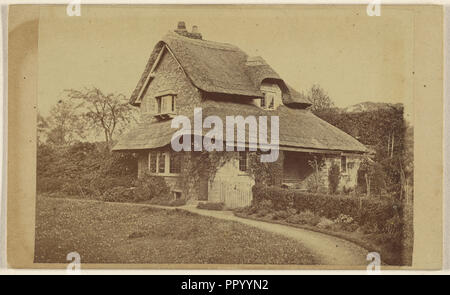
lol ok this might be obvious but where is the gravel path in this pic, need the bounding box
[182,205,370,266]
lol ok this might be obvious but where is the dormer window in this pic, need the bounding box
[260,92,275,110]
[259,83,282,110]
[154,90,177,119]
[156,95,175,114]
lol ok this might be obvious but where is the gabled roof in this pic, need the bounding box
[113,100,367,153]
[130,31,311,107]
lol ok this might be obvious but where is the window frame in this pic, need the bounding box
[155,94,176,115]
[340,156,347,173]
[148,152,157,173]
[238,151,248,172]
[169,153,181,174]
[260,94,266,108]
[148,151,181,176]
[260,92,275,110]
[158,153,166,174]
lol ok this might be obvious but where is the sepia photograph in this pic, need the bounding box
[6,4,445,270]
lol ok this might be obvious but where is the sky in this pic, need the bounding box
[38,5,414,119]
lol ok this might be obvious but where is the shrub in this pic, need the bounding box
[101,186,136,202]
[317,217,335,229]
[148,196,186,207]
[328,163,340,194]
[333,213,358,231]
[285,210,321,226]
[251,184,402,234]
[298,210,321,226]
[252,185,294,210]
[169,199,187,207]
[197,202,224,211]
[256,208,270,217]
[133,173,170,202]
[272,210,291,220]
[37,177,67,194]
[334,214,354,224]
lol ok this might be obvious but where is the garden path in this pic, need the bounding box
[181,204,370,266]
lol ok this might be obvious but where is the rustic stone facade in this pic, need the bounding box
[140,49,203,122]
[137,149,362,203]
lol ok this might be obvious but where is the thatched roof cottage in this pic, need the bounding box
[114,22,367,207]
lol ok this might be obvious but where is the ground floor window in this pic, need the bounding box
[239,151,248,172]
[170,153,181,174]
[158,153,166,173]
[341,156,347,173]
[148,151,181,175]
[148,152,157,173]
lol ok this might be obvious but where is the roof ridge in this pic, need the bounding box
[164,31,242,52]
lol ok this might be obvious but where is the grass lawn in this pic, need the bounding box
[35,196,316,264]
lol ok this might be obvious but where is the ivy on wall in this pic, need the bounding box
[177,151,235,199]
[247,151,284,186]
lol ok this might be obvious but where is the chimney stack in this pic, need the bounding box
[174,21,202,40]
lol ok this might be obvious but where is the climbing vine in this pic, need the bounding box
[177,151,235,199]
[247,151,284,186]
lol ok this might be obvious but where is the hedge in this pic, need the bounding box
[252,184,402,232]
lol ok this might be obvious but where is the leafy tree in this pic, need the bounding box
[65,87,136,149]
[305,84,335,112]
[45,99,85,145]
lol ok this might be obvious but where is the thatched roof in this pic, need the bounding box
[129,31,311,107]
[113,100,367,153]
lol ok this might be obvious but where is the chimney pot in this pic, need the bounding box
[192,25,199,34]
[177,21,186,31]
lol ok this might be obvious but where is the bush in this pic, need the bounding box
[133,173,170,202]
[252,185,294,210]
[317,217,335,229]
[197,202,224,211]
[101,186,136,202]
[37,177,66,194]
[328,163,340,194]
[37,142,138,198]
[285,210,321,226]
[272,208,296,220]
[149,197,186,207]
[169,199,187,207]
[251,184,402,234]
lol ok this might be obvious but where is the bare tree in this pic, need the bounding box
[306,84,335,112]
[65,87,135,149]
[46,99,85,145]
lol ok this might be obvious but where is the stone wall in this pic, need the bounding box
[317,155,361,193]
[140,48,203,122]
[136,149,183,199]
[281,151,362,193]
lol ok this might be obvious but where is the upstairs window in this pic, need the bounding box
[260,83,281,110]
[260,92,275,110]
[260,95,266,108]
[155,94,176,114]
[239,151,248,172]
